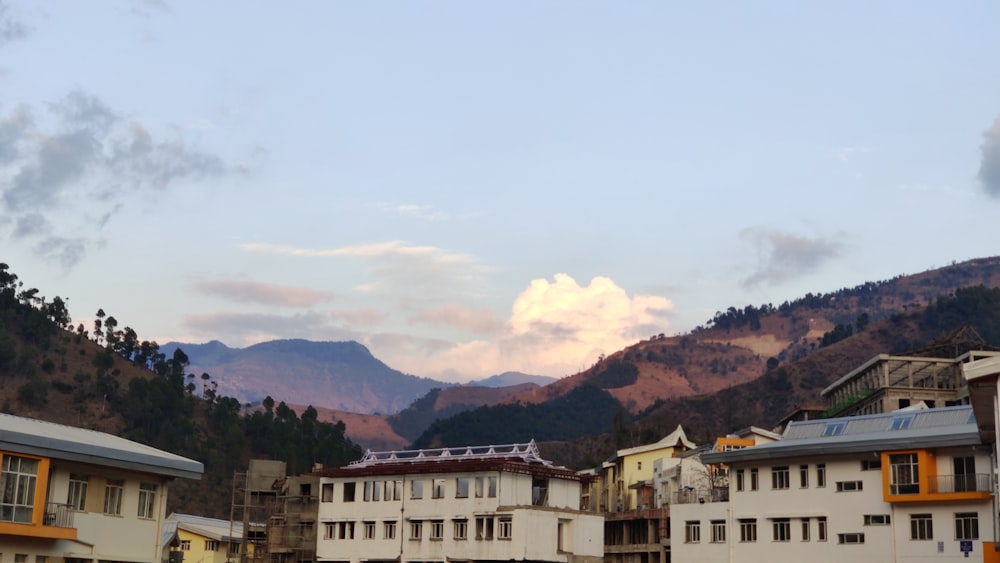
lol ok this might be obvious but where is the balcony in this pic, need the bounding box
[43,503,75,528]
[886,473,992,503]
[0,503,77,540]
[672,487,728,505]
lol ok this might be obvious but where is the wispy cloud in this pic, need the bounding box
[0,1,31,46]
[409,303,505,335]
[740,228,846,288]
[195,279,335,307]
[979,116,1000,198]
[377,202,447,221]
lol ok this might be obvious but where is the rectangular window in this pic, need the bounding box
[410,479,423,499]
[67,473,88,511]
[363,521,376,539]
[739,519,757,542]
[456,477,469,498]
[476,516,494,540]
[685,521,701,543]
[386,480,402,501]
[103,479,124,516]
[816,464,826,488]
[711,520,726,543]
[229,543,241,555]
[750,468,759,491]
[475,476,485,497]
[488,476,498,497]
[861,459,882,471]
[954,456,977,492]
[410,520,423,540]
[735,469,745,492]
[137,482,157,519]
[498,517,512,539]
[0,455,39,523]
[838,533,865,544]
[454,519,468,540]
[384,521,396,540]
[836,480,863,492]
[324,523,335,540]
[823,422,846,436]
[799,465,808,488]
[771,466,790,489]
[432,479,446,499]
[321,482,333,502]
[910,514,933,540]
[890,453,920,495]
[956,512,979,540]
[818,517,827,541]
[430,519,444,540]
[338,521,355,540]
[864,514,890,526]
[343,482,356,502]
[772,518,791,542]
[801,518,810,541]
[180,540,191,551]
[205,540,219,551]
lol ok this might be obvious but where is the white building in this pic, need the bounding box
[0,411,204,563]
[674,405,996,563]
[314,441,603,563]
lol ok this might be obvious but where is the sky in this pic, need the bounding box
[2,1,1000,383]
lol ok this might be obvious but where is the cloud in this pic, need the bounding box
[0,90,238,267]
[183,311,362,344]
[979,116,1000,197]
[740,228,846,288]
[835,146,872,162]
[377,202,447,221]
[410,303,505,335]
[195,279,335,307]
[0,1,31,46]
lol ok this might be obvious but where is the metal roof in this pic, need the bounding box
[168,513,253,542]
[701,405,981,464]
[0,412,203,479]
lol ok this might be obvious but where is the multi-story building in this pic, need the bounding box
[314,440,603,563]
[166,513,250,563]
[0,411,203,563]
[676,405,996,563]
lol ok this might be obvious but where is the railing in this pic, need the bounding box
[672,487,728,505]
[930,473,992,494]
[44,503,74,528]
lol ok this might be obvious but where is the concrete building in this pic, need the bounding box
[314,441,603,563]
[166,513,253,563]
[0,412,203,563]
[677,405,997,563]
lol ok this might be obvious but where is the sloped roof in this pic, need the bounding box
[702,405,980,464]
[615,425,695,458]
[0,412,203,479]
[168,513,245,542]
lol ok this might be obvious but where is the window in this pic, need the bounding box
[476,516,494,540]
[772,518,791,542]
[321,483,333,502]
[956,512,979,540]
[890,453,919,495]
[532,477,549,506]
[387,480,402,500]
[456,478,469,498]
[771,466,790,489]
[637,461,642,470]
[816,464,826,487]
[488,476,498,497]
[410,520,423,540]
[384,521,396,540]
[67,473,88,511]
[179,540,191,551]
[324,523,335,540]
[137,482,157,519]
[229,542,241,555]
[103,479,124,516]
[861,459,881,470]
[685,521,701,543]
[838,533,865,544]
[864,514,890,525]
[430,520,444,540]
[432,479,446,499]
[475,476,485,497]
[454,519,468,540]
[411,479,423,499]
[799,465,808,488]
[204,540,219,551]
[750,468,759,491]
[363,521,376,539]
[343,482,356,502]
[910,514,933,540]
[498,517,512,539]
[336,521,355,540]
[801,518,810,541]
[711,520,726,543]
[823,422,846,436]
[735,469,745,491]
[739,519,757,542]
[954,457,977,492]
[364,480,380,501]
[889,415,913,430]
[817,517,827,541]
[0,455,39,523]
[836,480,863,492]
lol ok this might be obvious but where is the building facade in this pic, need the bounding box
[167,513,249,563]
[314,441,603,563]
[0,412,203,563]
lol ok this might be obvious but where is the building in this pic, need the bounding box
[677,405,997,563]
[0,412,203,563]
[314,440,603,563]
[167,513,253,563]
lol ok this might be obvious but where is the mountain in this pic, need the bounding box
[468,371,555,387]
[158,339,452,414]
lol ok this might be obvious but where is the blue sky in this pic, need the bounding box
[2,1,999,382]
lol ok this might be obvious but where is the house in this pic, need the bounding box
[166,513,253,563]
[678,405,997,563]
[0,411,203,563]
[314,440,603,563]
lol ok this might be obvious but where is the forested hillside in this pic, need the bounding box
[0,263,363,517]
